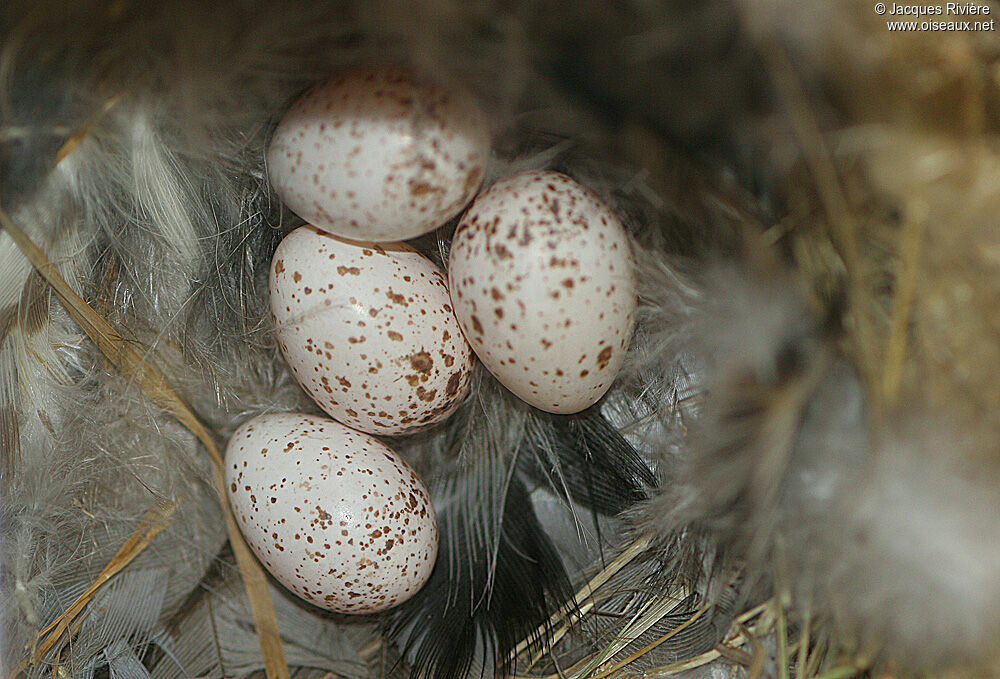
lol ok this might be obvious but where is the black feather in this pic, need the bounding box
[385,475,572,679]
[384,376,656,679]
[521,407,655,516]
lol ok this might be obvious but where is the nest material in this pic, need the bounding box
[3,1,1000,678]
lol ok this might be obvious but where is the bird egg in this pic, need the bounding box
[267,65,490,241]
[448,170,636,413]
[226,412,438,614]
[270,225,474,435]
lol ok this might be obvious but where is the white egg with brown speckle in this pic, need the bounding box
[448,170,636,414]
[270,225,474,435]
[226,412,438,614]
[267,65,490,241]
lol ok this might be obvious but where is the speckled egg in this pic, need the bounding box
[226,412,438,614]
[270,225,474,435]
[448,170,636,414]
[266,65,490,241]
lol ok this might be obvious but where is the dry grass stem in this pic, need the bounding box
[880,204,926,410]
[0,206,290,679]
[55,95,121,165]
[13,503,176,675]
[776,600,790,679]
[796,607,812,679]
[585,601,710,679]
[519,598,773,678]
[512,533,654,662]
[575,589,692,678]
[640,601,773,678]
[747,30,883,403]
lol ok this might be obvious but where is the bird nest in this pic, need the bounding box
[2,2,1000,678]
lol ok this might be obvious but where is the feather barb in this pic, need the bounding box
[14,503,176,675]
[0,205,290,679]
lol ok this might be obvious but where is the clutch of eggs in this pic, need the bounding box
[267,65,634,422]
[448,170,636,414]
[267,65,491,242]
[226,412,438,614]
[270,225,475,436]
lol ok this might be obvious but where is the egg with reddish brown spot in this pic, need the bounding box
[267,65,490,241]
[448,170,636,414]
[270,225,474,435]
[226,412,438,614]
